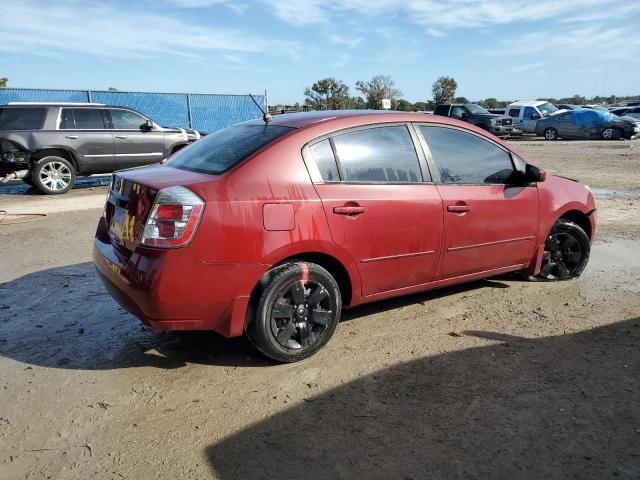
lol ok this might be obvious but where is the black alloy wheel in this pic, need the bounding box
[539,219,590,280]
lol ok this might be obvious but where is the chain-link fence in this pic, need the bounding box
[0,88,266,133]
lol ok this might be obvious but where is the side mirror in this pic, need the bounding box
[526,164,545,182]
[141,120,154,130]
[531,113,541,120]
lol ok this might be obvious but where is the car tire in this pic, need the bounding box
[601,127,619,140]
[32,156,76,195]
[538,219,590,280]
[544,128,558,141]
[249,262,342,363]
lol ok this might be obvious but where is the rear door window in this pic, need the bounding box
[0,108,46,130]
[62,109,106,129]
[308,139,340,182]
[508,108,520,118]
[419,126,514,184]
[331,125,422,183]
[165,124,294,175]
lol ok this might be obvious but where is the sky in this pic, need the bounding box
[1,0,639,104]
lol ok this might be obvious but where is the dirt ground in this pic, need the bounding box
[0,138,639,479]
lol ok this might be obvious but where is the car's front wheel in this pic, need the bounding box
[538,219,590,280]
[601,127,619,140]
[544,128,558,141]
[32,156,76,195]
[249,262,342,363]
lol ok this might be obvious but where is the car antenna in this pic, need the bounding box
[249,93,272,126]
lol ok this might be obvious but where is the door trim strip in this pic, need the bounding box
[361,250,435,263]
[447,236,535,252]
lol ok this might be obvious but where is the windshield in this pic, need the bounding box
[165,124,294,175]
[538,103,558,117]
[464,104,489,114]
[0,107,47,130]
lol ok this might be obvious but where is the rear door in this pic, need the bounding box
[59,108,115,174]
[305,124,444,296]
[107,109,166,169]
[417,124,539,279]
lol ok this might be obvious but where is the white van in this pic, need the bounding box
[505,101,559,133]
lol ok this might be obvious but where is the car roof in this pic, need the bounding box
[507,101,549,107]
[243,110,456,129]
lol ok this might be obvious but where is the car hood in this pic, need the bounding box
[469,113,510,120]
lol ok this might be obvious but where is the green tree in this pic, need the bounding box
[350,96,366,109]
[355,75,402,109]
[432,76,457,104]
[453,96,469,104]
[395,99,414,111]
[304,78,351,110]
[0,77,7,88]
[108,87,119,91]
[413,101,436,112]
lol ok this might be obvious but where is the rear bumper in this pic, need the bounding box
[93,217,265,337]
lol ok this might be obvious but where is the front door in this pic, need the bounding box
[417,124,539,279]
[521,106,539,133]
[307,125,444,296]
[107,109,166,169]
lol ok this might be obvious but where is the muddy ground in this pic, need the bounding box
[0,138,639,479]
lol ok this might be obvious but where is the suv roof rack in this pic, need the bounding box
[6,102,106,106]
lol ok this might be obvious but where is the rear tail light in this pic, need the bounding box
[141,186,204,248]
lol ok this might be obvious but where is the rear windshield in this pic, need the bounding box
[0,107,47,130]
[165,124,294,175]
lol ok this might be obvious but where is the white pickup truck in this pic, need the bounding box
[504,101,559,133]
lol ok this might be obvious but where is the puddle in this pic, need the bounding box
[583,237,640,297]
[0,175,111,195]
[591,187,638,199]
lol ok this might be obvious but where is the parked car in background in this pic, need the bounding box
[535,109,640,140]
[610,107,633,117]
[94,110,596,362]
[0,103,201,194]
[616,107,640,120]
[505,101,559,133]
[556,104,579,111]
[433,103,515,137]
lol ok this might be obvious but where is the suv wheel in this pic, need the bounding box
[538,219,590,280]
[32,156,76,195]
[249,262,341,363]
[544,128,558,141]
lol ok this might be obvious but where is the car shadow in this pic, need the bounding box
[0,262,514,371]
[206,318,640,479]
[0,175,111,196]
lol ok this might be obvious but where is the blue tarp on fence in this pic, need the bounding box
[0,88,265,133]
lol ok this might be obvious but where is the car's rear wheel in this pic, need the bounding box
[601,127,618,140]
[249,262,341,363]
[32,156,76,195]
[538,219,590,280]
[544,128,558,141]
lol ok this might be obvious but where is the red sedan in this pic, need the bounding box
[94,111,596,362]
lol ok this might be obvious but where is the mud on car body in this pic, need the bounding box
[94,110,596,363]
[0,103,201,194]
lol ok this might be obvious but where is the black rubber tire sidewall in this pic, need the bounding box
[541,219,590,280]
[32,156,76,195]
[251,262,342,363]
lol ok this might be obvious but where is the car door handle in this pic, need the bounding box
[333,205,365,215]
[64,135,78,139]
[114,135,128,139]
[447,205,471,213]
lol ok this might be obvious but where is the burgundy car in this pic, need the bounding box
[94,111,596,362]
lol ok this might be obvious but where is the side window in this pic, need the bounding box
[450,106,466,118]
[332,126,422,183]
[60,109,75,129]
[508,108,520,118]
[434,105,450,116]
[109,109,147,129]
[523,107,537,120]
[419,126,514,184]
[71,109,105,129]
[309,139,340,182]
